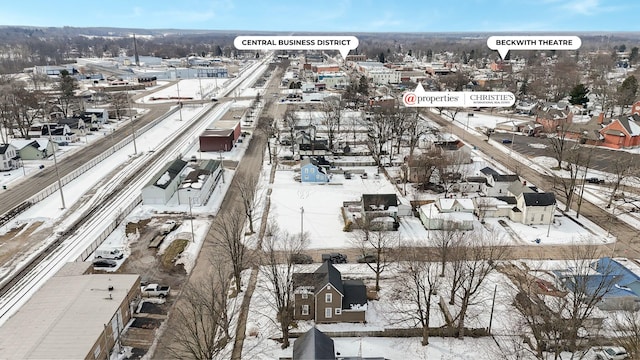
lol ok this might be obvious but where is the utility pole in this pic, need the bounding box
[175,69,183,121]
[46,123,66,210]
[219,151,225,183]
[300,206,304,241]
[188,197,195,242]
[127,86,138,155]
[488,284,497,334]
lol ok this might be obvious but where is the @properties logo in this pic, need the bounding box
[403,92,417,106]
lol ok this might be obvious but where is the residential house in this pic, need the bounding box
[9,138,58,160]
[0,144,17,171]
[479,167,520,196]
[553,257,640,311]
[419,198,475,230]
[452,176,487,194]
[57,117,87,135]
[300,158,329,183]
[293,261,367,324]
[599,114,640,149]
[40,124,79,143]
[361,193,399,230]
[535,104,574,132]
[141,159,188,205]
[563,114,605,145]
[292,327,336,360]
[516,192,556,225]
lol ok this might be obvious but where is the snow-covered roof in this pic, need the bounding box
[437,198,475,211]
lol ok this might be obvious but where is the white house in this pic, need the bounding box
[479,167,520,196]
[141,159,188,205]
[0,144,17,171]
[517,192,556,225]
[419,198,475,230]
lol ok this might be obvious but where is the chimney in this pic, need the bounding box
[523,180,527,186]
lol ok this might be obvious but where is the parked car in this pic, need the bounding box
[322,253,347,264]
[587,177,605,184]
[361,173,368,179]
[94,248,124,260]
[290,253,313,264]
[501,138,513,144]
[211,98,218,102]
[160,220,177,234]
[357,254,377,263]
[344,172,352,179]
[141,284,171,298]
[92,259,117,268]
[592,346,629,360]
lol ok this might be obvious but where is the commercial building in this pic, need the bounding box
[0,263,141,360]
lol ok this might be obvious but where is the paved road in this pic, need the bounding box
[153,62,285,359]
[495,131,635,174]
[425,111,640,259]
[0,104,170,216]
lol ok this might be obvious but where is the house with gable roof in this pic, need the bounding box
[0,144,18,171]
[554,257,640,310]
[599,113,640,149]
[9,138,58,160]
[292,327,335,360]
[293,261,367,323]
[479,166,520,196]
[300,157,329,183]
[419,198,475,230]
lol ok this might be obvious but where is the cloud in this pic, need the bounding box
[559,0,603,15]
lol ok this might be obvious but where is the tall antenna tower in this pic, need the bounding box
[133,34,140,66]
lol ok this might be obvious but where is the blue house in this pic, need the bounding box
[554,257,640,310]
[300,158,329,183]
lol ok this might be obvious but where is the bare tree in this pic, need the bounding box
[546,124,571,169]
[110,91,130,121]
[513,245,616,358]
[395,243,442,346]
[554,144,592,212]
[365,107,393,166]
[405,110,428,161]
[282,106,297,155]
[606,153,635,209]
[411,147,449,190]
[350,220,394,291]
[257,115,277,165]
[614,309,640,359]
[236,175,260,235]
[432,222,466,278]
[214,208,249,294]
[260,224,308,349]
[162,261,236,360]
[320,96,342,152]
[449,229,508,339]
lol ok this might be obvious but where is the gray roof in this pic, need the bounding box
[495,196,517,205]
[147,158,187,189]
[342,279,367,309]
[479,167,499,176]
[315,261,344,295]
[293,327,335,360]
[507,182,535,197]
[522,192,556,206]
[0,144,10,154]
[493,174,520,183]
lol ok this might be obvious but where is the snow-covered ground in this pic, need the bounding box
[138,78,230,103]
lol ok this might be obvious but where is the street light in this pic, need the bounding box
[45,122,66,210]
[175,69,183,121]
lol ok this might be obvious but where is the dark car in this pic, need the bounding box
[322,253,347,264]
[211,98,219,102]
[344,172,352,179]
[587,177,605,184]
[501,138,513,144]
[357,254,377,263]
[93,259,117,268]
[290,253,313,264]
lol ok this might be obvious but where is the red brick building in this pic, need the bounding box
[599,114,640,149]
[199,120,241,152]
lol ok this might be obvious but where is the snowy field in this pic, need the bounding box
[138,78,230,103]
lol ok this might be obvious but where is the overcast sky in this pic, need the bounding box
[1,0,638,32]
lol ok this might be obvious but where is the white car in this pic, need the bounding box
[593,346,629,360]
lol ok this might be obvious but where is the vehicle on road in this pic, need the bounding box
[92,259,117,268]
[94,248,124,260]
[501,138,513,144]
[357,254,377,263]
[322,253,347,264]
[211,98,218,102]
[344,172,352,179]
[587,177,605,184]
[141,284,171,298]
[160,220,177,234]
[591,346,629,360]
[290,253,313,264]
[361,173,368,179]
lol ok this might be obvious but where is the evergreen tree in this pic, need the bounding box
[358,75,369,95]
[617,75,638,111]
[378,52,386,63]
[569,84,589,106]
